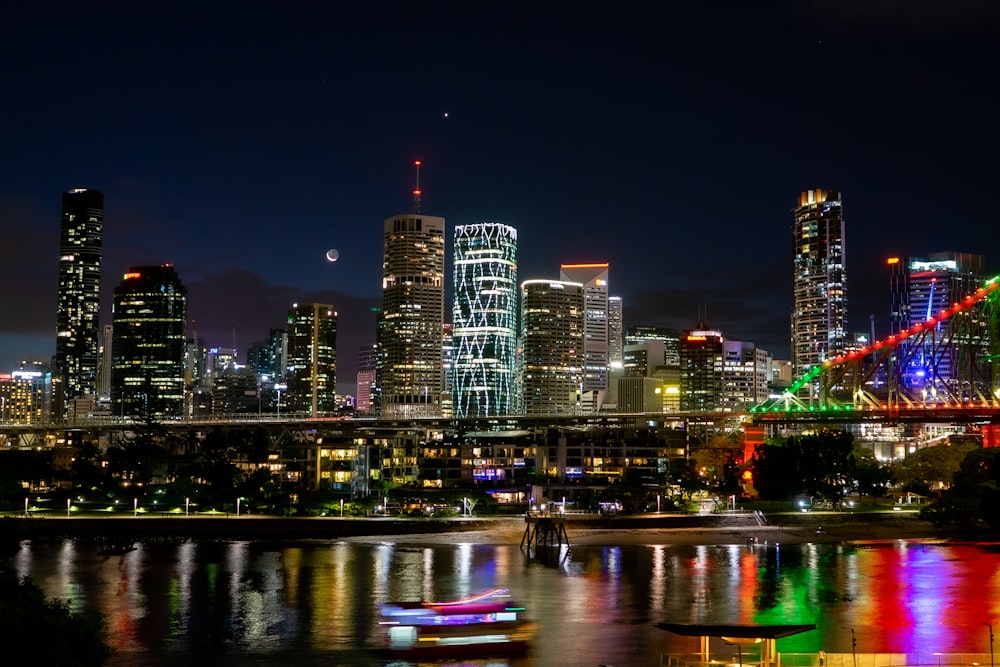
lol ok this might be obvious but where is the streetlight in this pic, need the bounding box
[842,627,857,667]
[275,383,287,418]
[185,497,190,516]
[986,622,994,667]
[134,497,138,516]
[340,498,344,517]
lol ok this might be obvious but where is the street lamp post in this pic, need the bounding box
[986,622,994,667]
[842,627,857,667]
[275,383,287,418]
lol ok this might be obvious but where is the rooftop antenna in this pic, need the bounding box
[412,160,422,214]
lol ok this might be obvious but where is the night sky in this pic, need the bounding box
[2,2,998,394]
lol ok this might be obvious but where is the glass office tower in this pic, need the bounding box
[286,303,337,415]
[452,223,518,417]
[110,265,187,418]
[791,189,846,381]
[520,279,584,416]
[55,188,103,418]
[559,262,610,412]
[378,211,446,418]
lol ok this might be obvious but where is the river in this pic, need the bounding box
[8,535,1000,666]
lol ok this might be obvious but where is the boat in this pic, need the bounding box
[374,588,537,658]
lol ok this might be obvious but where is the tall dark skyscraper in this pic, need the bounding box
[286,303,337,415]
[110,265,188,418]
[55,188,103,418]
[791,188,846,381]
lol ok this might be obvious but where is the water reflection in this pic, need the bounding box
[7,538,1000,666]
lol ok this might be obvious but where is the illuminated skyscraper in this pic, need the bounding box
[791,189,846,381]
[286,303,337,415]
[55,188,103,418]
[453,223,518,417]
[680,324,724,412]
[559,262,610,412]
[355,344,377,414]
[377,164,446,418]
[608,295,623,371]
[110,265,187,418]
[520,279,584,416]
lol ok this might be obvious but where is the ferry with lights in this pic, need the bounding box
[374,588,537,658]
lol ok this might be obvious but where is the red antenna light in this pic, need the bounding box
[412,160,423,213]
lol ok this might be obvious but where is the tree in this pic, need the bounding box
[852,446,893,502]
[891,441,978,495]
[0,563,111,666]
[922,446,1000,530]
[750,429,856,502]
[750,440,802,501]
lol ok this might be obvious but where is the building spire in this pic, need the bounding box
[411,160,422,213]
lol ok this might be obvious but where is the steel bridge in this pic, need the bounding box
[751,275,1000,427]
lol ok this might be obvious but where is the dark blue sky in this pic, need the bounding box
[2,1,998,394]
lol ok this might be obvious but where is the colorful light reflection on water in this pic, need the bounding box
[8,537,1000,666]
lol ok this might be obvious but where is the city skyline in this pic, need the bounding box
[2,3,998,394]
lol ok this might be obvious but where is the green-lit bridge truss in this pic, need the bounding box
[752,275,1000,424]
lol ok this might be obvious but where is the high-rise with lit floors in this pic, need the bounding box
[520,279,584,416]
[559,262,610,412]
[608,295,623,371]
[791,189,846,382]
[377,165,446,418]
[286,303,337,415]
[453,223,518,417]
[55,188,103,419]
[110,265,187,418]
[355,344,377,415]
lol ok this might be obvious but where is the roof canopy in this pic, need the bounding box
[655,623,817,640]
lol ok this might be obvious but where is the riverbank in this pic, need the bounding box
[3,508,968,548]
[343,511,954,547]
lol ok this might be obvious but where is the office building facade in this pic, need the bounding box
[356,344,377,415]
[608,295,623,371]
[559,262,610,412]
[378,211,446,418]
[791,188,847,381]
[680,324,725,412]
[55,188,103,419]
[453,223,518,417]
[286,303,337,415]
[110,265,187,418]
[520,279,585,416]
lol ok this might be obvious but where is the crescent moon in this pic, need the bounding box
[325,248,340,262]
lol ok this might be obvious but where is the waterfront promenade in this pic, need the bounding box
[1,508,945,546]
